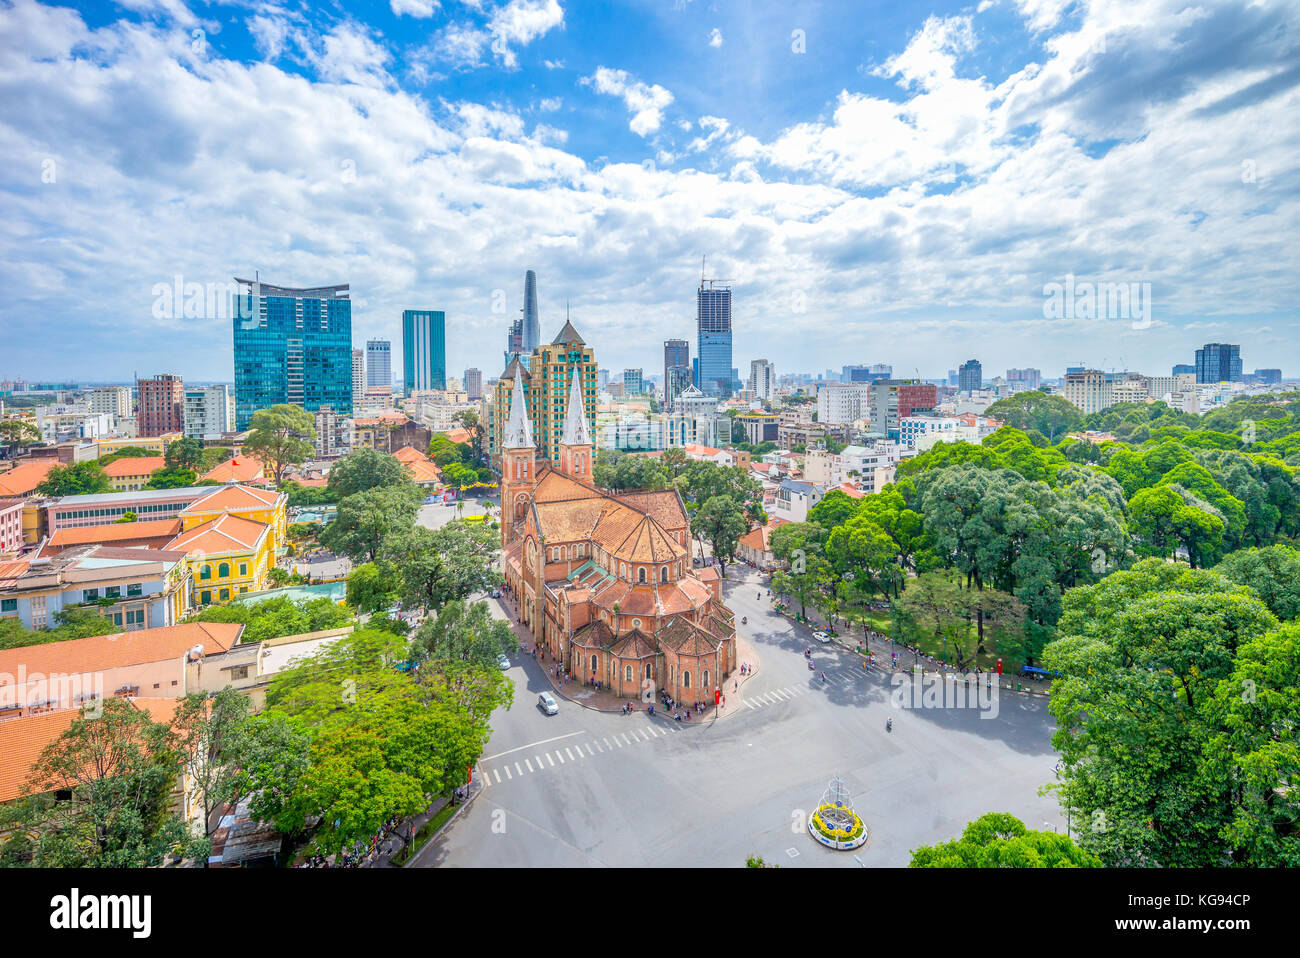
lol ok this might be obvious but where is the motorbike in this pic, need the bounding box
[886,718,893,732]
[741,616,747,624]
[807,659,814,671]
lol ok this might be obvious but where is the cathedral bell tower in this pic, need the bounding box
[558,367,593,483]
[500,370,537,544]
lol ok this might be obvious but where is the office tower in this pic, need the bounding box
[401,310,446,394]
[1254,368,1282,385]
[464,367,483,400]
[597,368,610,391]
[352,349,365,410]
[663,338,690,407]
[957,359,982,393]
[1064,369,1115,413]
[183,384,235,440]
[490,317,598,468]
[1172,363,1195,377]
[868,381,937,438]
[623,369,644,396]
[521,269,541,354]
[1006,367,1042,391]
[366,340,392,389]
[232,278,353,429]
[1195,343,1242,383]
[947,369,959,387]
[696,281,733,397]
[749,359,775,402]
[841,365,870,383]
[136,374,184,437]
[88,386,132,419]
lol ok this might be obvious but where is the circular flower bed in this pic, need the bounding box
[809,802,867,850]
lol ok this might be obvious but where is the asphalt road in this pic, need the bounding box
[416,567,1064,868]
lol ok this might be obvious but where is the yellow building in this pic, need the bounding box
[164,485,288,607]
[102,455,166,492]
[491,318,597,469]
[96,433,182,457]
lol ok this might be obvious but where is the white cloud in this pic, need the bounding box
[708,28,723,48]
[428,0,564,71]
[583,66,675,136]
[390,0,439,18]
[537,96,562,111]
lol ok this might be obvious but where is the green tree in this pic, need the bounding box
[382,520,501,613]
[0,418,41,459]
[692,495,747,576]
[909,812,1100,867]
[1214,545,1300,621]
[164,436,205,471]
[172,688,256,866]
[346,561,400,614]
[36,461,111,497]
[244,404,316,486]
[411,599,519,670]
[193,595,352,644]
[984,392,1083,444]
[320,484,421,563]
[327,448,414,500]
[143,466,197,489]
[0,699,189,867]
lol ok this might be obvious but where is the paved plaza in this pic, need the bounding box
[418,567,1064,868]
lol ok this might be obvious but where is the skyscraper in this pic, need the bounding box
[749,359,775,401]
[663,338,690,407]
[623,369,644,395]
[352,349,365,410]
[137,374,184,437]
[402,310,446,393]
[1195,343,1242,383]
[232,278,353,429]
[366,340,392,389]
[1006,367,1041,391]
[183,384,235,440]
[957,359,982,394]
[521,269,541,354]
[464,367,483,400]
[696,281,733,397]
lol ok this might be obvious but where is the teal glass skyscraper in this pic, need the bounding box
[403,309,446,394]
[696,282,733,397]
[232,278,353,429]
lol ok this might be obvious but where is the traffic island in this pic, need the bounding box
[807,775,869,851]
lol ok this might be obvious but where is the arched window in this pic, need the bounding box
[660,566,669,583]
[644,663,653,680]
[703,669,710,689]
[590,654,598,673]
[638,567,647,584]
[218,562,230,578]
[200,565,211,580]
[683,670,691,689]
[625,665,633,681]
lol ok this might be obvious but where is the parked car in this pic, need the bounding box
[497,654,510,670]
[813,630,830,643]
[538,692,559,715]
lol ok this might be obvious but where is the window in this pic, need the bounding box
[200,565,211,580]
[590,654,597,673]
[218,562,230,578]
[661,566,669,583]
[82,589,99,602]
[230,666,249,680]
[127,583,142,597]
[239,563,248,577]
[704,670,710,689]
[638,567,647,583]
[200,590,212,605]
[105,586,120,599]
[683,670,691,689]
[0,598,15,613]
[625,665,633,681]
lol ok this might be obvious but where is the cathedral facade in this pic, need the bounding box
[499,369,737,703]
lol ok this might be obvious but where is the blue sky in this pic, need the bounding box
[1,0,1298,385]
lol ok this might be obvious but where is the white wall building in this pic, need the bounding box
[183,385,236,441]
[817,383,871,425]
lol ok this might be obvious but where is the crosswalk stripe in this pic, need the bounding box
[620,733,632,746]
[586,744,596,755]
[525,758,534,772]
[602,737,611,748]
[504,765,512,779]
[613,735,623,748]
[594,741,604,753]
[493,769,501,783]
[556,750,565,764]
[772,689,789,700]
[515,762,523,776]
[482,771,490,788]
[565,747,576,760]
[546,753,555,767]
[745,699,755,710]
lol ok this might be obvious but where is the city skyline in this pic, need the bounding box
[3,0,1296,383]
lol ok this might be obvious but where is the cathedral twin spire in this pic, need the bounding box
[561,369,592,447]
[504,365,589,452]
[503,371,534,450]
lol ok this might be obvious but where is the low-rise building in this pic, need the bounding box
[773,479,825,523]
[102,455,165,491]
[736,519,788,570]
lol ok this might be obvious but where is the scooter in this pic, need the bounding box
[807,659,814,671]
[741,616,747,624]
[886,718,893,732]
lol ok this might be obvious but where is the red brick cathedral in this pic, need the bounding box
[500,371,736,702]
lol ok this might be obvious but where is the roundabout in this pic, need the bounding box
[807,775,868,851]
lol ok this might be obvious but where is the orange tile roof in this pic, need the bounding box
[0,622,241,686]
[405,460,443,484]
[102,456,165,478]
[199,457,267,484]
[182,484,282,516]
[683,443,722,457]
[738,518,788,553]
[167,513,268,554]
[834,483,865,499]
[392,445,429,463]
[0,709,78,802]
[0,460,57,497]
[443,428,473,444]
[44,518,182,550]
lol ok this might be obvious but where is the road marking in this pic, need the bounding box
[504,765,513,780]
[586,743,596,756]
[546,753,555,767]
[555,750,565,764]
[744,699,755,710]
[493,769,501,784]
[482,772,490,788]
[613,735,623,748]
[482,730,586,761]
[771,689,789,700]
[602,737,611,748]
[565,747,577,761]
[620,733,632,746]
[525,758,534,772]
[515,762,524,776]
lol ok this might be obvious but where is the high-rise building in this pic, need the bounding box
[947,369,959,387]
[1254,368,1282,385]
[401,310,446,394]
[1172,363,1195,377]
[957,359,982,394]
[663,338,690,407]
[232,278,353,430]
[1195,343,1242,383]
[521,269,541,354]
[1006,368,1041,391]
[352,349,365,411]
[623,369,644,396]
[1063,369,1114,413]
[366,340,392,389]
[183,385,235,440]
[597,368,611,391]
[696,281,733,397]
[489,316,597,468]
[88,386,131,420]
[749,359,775,402]
[464,367,483,400]
[868,381,937,438]
[504,317,523,368]
[136,374,184,437]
